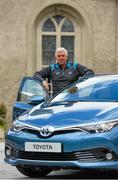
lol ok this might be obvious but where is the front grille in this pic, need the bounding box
[11,148,114,162]
[22,129,81,138]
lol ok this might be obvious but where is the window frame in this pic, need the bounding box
[36,13,81,70]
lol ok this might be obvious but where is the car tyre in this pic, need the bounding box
[16,165,52,177]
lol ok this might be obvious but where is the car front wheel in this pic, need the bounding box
[16,165,52,177]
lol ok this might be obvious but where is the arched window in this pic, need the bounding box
[40,15,75,67]
[27,4,93,76]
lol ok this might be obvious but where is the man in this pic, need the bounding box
[33,47,95,96]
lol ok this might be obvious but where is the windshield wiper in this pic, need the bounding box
[49,100,89,106]
[50,101,75,106]
[41,99,97,108]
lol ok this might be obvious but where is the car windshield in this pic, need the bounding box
[51,75,118,103]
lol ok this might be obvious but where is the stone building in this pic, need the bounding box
[0,0,118,124]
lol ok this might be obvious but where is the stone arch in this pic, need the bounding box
[26,0,93,75]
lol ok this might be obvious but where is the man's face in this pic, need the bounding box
[55,51,67,66]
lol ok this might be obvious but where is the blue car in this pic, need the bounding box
[4,74,118,177]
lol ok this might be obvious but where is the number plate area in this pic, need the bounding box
[25,142,62,152]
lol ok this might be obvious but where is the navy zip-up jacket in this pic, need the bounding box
[33,61,94,96]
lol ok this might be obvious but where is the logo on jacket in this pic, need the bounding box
[40,126,54,137]
[68,71,73,74]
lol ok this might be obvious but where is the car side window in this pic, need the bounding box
[18,78,47,102]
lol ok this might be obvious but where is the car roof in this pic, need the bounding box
[94,73,118,77]
[74,74,118,85]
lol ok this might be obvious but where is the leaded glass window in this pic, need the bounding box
[42,15,75,65]
[53,15,64,24]
[42,36,56,65]
[61,36,74,61]
[61,19,74,32]
[42,18,56,32]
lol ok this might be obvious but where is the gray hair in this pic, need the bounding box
[55,47,68,56]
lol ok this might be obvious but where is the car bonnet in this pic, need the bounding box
[19,101,118,128]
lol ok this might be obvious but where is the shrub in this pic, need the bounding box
[0,102,7,128]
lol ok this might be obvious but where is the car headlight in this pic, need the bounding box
[11,120,26,132]
[11,119,40,133]
[81,120,118,133]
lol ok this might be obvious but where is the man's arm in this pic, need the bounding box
[33,66,51,81]
[77,64,95,78]
[33,66,51,91]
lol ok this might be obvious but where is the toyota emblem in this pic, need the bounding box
[40,126,54,137]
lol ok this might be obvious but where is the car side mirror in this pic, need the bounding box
[27,95,44,105]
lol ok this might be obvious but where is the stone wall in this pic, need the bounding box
[0,0,37,125]
[117,0,118,69]
[75,0,117,73]
[0,0,117,125]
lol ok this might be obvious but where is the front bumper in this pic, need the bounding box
[4,156,118,170]
[4,126,118,170]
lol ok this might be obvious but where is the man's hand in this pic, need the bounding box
[43,80,49,91]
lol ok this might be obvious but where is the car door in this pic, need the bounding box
[13,76,50,120]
